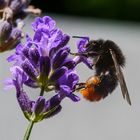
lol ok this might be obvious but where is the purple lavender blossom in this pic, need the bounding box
[32,16,56,32]
[57,70,80,102]
[73,37,93,69]
[6,16,80,121]
[7,16,77,93]
[6,66,62,122]
[6,65,79,121]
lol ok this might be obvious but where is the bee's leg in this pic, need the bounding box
[69,52,81,56]
[73,83,86,92]
[69,51,89,56]
[70,51,99,57]
[92,55,101,67]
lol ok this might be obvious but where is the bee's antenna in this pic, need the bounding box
[72,36,89,42]
[72,83,86,92]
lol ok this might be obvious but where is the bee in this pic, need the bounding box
[72,36,131,105]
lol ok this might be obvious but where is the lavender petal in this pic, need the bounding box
[49,67,68,83]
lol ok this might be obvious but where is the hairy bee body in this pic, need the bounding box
[81,70,118,101]
[79,39,131,104]
[91,40,125,74]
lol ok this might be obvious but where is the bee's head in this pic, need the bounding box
[72,36,104,58]
[84,39,104,57]
[85,39,104,52]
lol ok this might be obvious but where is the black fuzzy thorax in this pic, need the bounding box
[94,39,125,74]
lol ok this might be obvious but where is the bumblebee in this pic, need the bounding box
[72,36,131,105]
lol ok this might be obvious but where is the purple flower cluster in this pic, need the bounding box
[0,0,41,52]
[0,19,23,52]
[6,16,80,122]
[8,66,62,121]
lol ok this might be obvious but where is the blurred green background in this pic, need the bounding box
[31,0,140,22]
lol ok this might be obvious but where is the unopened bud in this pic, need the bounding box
[0,20,12,45]
[9,0,23,14]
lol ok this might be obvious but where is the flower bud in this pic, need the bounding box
[29,47,40,65]
[10,27,22,39]
[62,59,76,69]
[0,20,12,45]
[49,67,67,83]
[21,60,38,81]
[9,0,23,14]
[22,47,29,58]
[52,48,70,69]
[33,96,46,116]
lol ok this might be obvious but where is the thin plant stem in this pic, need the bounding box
[23,121,34,140]
[40,86,45,96]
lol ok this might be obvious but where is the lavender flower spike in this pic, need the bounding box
[6,15,81,140]
[6,66,62,122]
[7,16,79,101]
[6,16,80,122]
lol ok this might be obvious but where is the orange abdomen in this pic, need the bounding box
[80,76,102,101]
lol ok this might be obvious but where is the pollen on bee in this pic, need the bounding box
[79,76,102,101]
[80,86,102,101]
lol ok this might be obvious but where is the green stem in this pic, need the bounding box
[40,86,45,96]
[23,87,45,140]
[23,121,34,140]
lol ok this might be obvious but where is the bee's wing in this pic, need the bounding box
[110,49,131,105]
